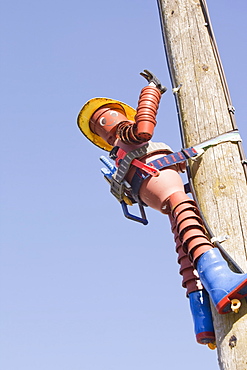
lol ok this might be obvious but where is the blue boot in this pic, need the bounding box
[197,248,247,314]
[189,289,215,345]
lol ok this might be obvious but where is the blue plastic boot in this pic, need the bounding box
[197,248,247,314]
[189,289,215,345]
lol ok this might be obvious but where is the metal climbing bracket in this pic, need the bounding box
[188,130,242,161]
[194,130,241,152]
[211,235,229,244]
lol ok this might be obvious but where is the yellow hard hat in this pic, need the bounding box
[77,97,136,151]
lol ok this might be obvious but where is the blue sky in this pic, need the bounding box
[0,1,246,369]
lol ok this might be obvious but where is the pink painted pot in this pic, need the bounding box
[181,267,203,294]
[179,255,194,272]
[182,235,211,255]
[178,219,204,236]
[169,191,196,215]
[139,169,185,213]
[176,211,203,231]
[190,245,213,264]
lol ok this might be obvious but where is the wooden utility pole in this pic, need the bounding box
[157,0,247,368]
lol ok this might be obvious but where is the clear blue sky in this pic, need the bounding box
[0,1,246,369]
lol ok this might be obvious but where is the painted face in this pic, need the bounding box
[89,105,129,146]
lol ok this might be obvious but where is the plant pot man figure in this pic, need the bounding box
[78,70,247,346]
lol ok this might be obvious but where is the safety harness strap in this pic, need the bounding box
[131,147,198,199]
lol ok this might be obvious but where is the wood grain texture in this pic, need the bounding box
[158,0,247,368]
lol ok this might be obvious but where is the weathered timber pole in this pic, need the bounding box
[157,0,247,368]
